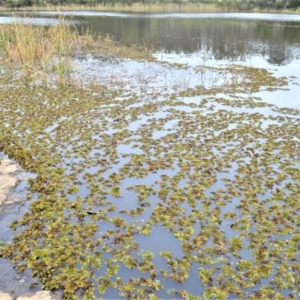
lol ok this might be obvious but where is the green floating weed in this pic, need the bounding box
[0,52,300,299]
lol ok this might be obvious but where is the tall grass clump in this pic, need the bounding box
[0,16,81,85]
[0,15,154,86]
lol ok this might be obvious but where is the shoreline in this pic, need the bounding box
[0,4,299,14]
[0,156,60,300]
[0,156,24,211]
[0,291,59,300]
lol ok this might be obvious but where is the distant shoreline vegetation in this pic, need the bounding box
[1,0,300,12]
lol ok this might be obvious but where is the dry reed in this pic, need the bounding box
[0,15,152,86]
[0,16,79,84]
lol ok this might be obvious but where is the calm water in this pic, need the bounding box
[1,12,300,65]
[14,11,300,66]
[0,11,300,299]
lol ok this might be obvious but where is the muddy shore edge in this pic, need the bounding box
[0,156,60,300]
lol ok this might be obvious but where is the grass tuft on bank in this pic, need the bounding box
[0,15,153,86]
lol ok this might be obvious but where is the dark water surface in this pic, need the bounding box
[1,12,300,65]
[22,11,300,66]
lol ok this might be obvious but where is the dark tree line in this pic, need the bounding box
[2,0,300,11]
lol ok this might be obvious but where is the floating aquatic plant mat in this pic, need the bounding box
[0,62,300,300]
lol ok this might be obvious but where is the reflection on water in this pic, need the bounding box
[0,16,76,26]
[1,12,300,65]
[32,11,300,20]
[70,12,300,66]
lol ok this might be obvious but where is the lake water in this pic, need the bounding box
[0,11,300,300]
[2,12,300,66]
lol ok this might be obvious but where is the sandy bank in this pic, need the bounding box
[0,157,60,300]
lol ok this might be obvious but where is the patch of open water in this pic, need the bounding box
[21,11,300,21]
